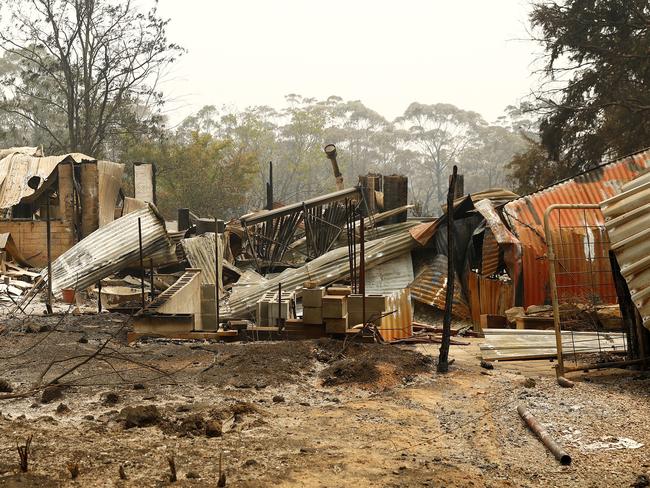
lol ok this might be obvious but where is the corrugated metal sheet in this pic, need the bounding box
[601,170,650,328]
[0,147,43,158]
[379,288,413,341]
[409,254,471,319]
[409,218,443,246]
[480,329,627,361]
[98,161,124,227]
[481,229,499,276]
[365,252,414,295]
[0,152,95,209]
[223,229,418,320]
[503,148,650,307]
[290,220,419,258]
[474,199,522,288]
[45,204,175,295]
[467,272,514,326]
[123,197,148,215]
[547,216,616,306]
[180,232,224,292]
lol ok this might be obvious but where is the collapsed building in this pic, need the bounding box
[1,145,648,375]
[0,148,124,266]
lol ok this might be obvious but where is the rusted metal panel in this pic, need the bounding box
[409,218,443,246]
[467,272,481,325]
[466,271,514,327]
[601,170,650,328]
[546,213,615,305]
[503,149,650,307]
[45,204,175,296]
[379,288,412,341]
[474,198,523,299]
[409,254,470,319]
[480,275,514,316]
[481,229,499,276]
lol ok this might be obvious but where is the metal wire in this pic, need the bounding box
[548,206,625,372]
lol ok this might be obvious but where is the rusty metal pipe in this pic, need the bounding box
[517,405,571,465]
[557,376,575,388]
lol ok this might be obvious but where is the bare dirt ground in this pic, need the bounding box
[0,313,648,487]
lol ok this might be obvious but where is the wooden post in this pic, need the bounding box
[438,166,458,373]
[178,208,190,231]
[450,173,464,199]
[383,175,408,224]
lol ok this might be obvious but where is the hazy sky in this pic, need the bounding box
[157,0,541,125]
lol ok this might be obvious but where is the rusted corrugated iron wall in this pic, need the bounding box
[502,149,650,307]
[379,288,413,341]
[409,255,471,319]
[547,218,615,305]
[467,272,514,326]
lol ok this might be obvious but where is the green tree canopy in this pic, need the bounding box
[529,0,650,168]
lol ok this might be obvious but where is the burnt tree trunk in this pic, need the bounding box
[438,165,458,373]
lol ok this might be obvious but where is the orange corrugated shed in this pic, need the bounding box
[502,148,650,307]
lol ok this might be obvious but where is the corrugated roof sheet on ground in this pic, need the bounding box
[45,204,175,295]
